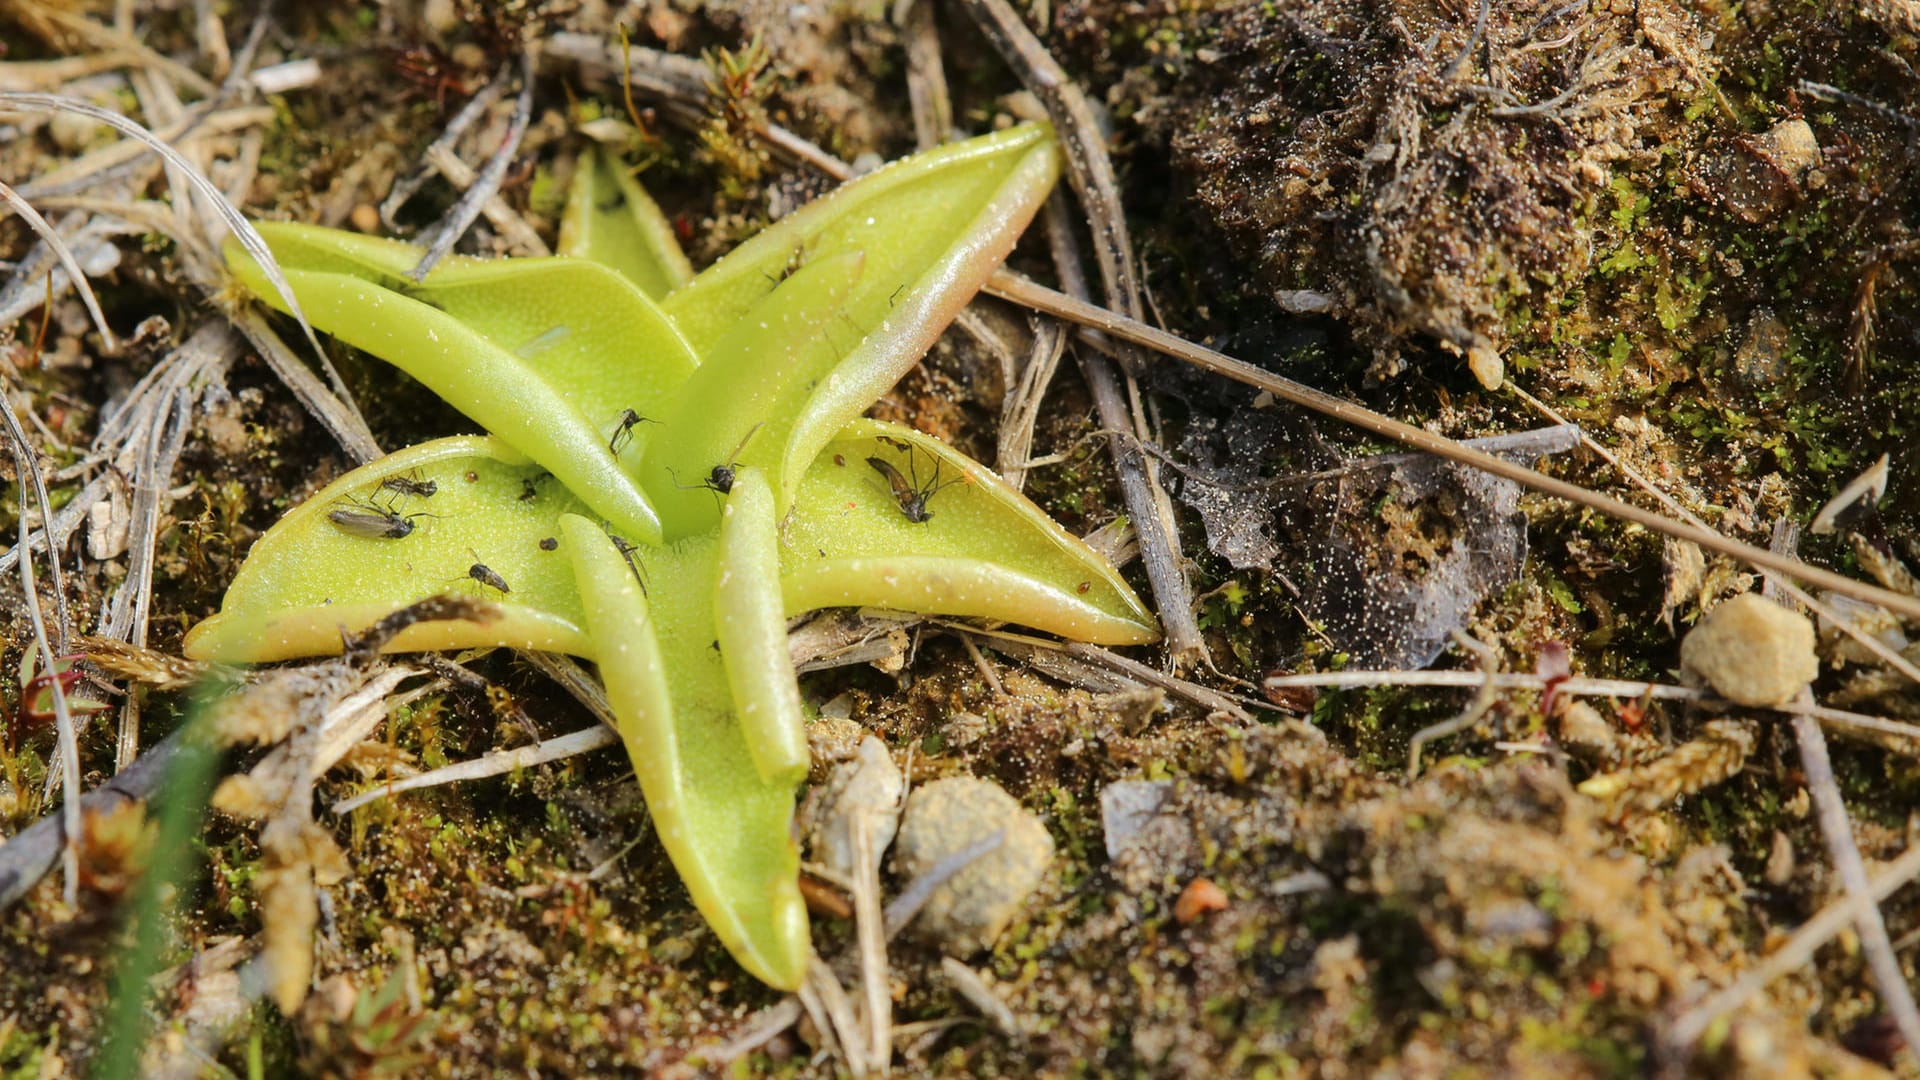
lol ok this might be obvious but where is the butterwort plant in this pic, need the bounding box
[186,123,1158,990]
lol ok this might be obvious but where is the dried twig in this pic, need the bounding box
[898,0,953,150]
[1790,708,1920,1054]
[1260,668,1920,754]
[657,999,805,1079]
[330,726,618,815]
[1508,384,1920,689]
[1665,841,1920,1053]
[409,51,539,280]
[0,370,80,904]
[985,269,1920,625]
[0,94,335,379]
[803,955,872,1077]
[884,830,1004,939]
[380,66,512,229]
[14,1,217,97]
[0,717,195,910]
[960,0,1205,668]
[851,812,891,1067]
[228,307,382,465]
[0,180,118,350]
[940,957,1022,1039]
[98,324,242,768]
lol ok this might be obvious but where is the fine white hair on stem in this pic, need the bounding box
[0,180,117,351]
[0,372,79,906]
[0,92,345,399]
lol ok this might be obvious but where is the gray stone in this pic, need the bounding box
[808,735,903,880]
[1100,780,1173,861]
[1680,593,1818,707]
[893,777,1053,955]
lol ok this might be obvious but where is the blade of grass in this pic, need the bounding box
[93,692,222,1080]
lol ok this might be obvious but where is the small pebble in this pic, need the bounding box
[1754,117,1820,180]
[349,204,381,234]
[48,111,97,153]
[892,776,1053,955]
[1099,779,1173,861]
[809,735,902,881]
[1679,593,1818,706]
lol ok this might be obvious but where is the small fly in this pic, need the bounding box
[866,438,961,523]
[380,471,438,500]
[467,562,511,594]
[677,423,763,500]
[608,533,650,596]
[608,407,656,456]
[762,238,813,286]
[327,503,425,540]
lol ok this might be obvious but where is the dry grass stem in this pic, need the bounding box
[0,94,323,355]
[987,269,1920,625]
[961,0,1204,665]
[1510,383,1920,688]
[409,52,544,278]
[379,66,512,228]
[0,180,118,350]
[1789,709,1920,1054]
[0,370,79,905]
[899,0,953,150]
[939,957,1021,1038]
[330,726,619,816]
[884,830,1004,940]
[1665,842,1920,1052]
[851,812,891,1068]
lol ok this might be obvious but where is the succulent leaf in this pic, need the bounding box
[781,420,1159,644]
[196,125,1149,991]
[182,437,594,663]
[660,123,1061,500]
[558,145,694,298]
[640,250,865,536]
[560,514,809,991]
[225,224,697,543]
[713,467,810,784]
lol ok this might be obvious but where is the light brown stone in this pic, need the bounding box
[1680,593,1818,706]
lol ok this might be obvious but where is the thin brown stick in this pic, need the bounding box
[961,0,1205,668]
[899,0,953,150]
[1406,631,1500,778]
[380,66,511,229]
[0,181,118,351]
[1665,840,1920,1051]
[229,308,382,464]
[986,270,1920,625]
[1260,668,1920,753]
[1508,383,1920,688]
[330,726,618,815]
[0,370,79,904]
[851,812,891,1067]
[1790,709,1920,1053]
[409,51,538,281]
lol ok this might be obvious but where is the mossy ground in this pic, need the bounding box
[2,0,1919,1075]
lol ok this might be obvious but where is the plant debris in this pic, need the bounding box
[7,0,1920,1074]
